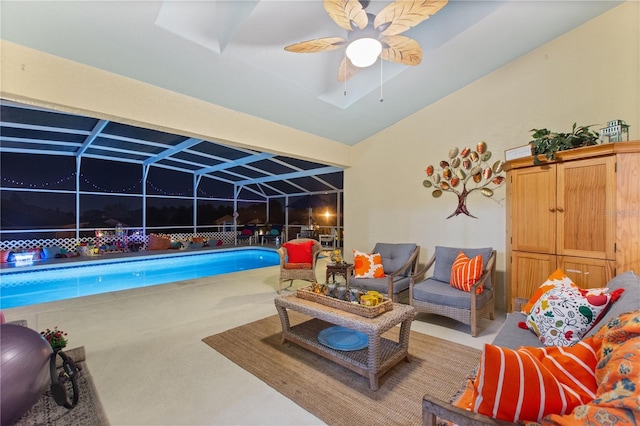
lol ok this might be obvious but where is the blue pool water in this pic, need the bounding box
[0,249,279,309]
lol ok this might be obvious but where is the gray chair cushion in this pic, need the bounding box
[350,275,411,295]
[412,277,493,309]
[433,246,494,289]
[372,243,417,276]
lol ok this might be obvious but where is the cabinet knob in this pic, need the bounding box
[549,208,556,212]
[557,207,564,213]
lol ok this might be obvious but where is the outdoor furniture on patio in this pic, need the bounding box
[318,233,335,249]
[237,226,256,245]
[325,262,352,284]
[277,238,323,293]
[262,225,282,245]
[409,246,496,337]
[347,243,420,303]
[274,293,416,390]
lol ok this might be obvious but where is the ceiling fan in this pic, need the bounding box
[284,0,448,82]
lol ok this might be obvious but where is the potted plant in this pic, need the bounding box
[41,326,68,351]
[530,122,600,165]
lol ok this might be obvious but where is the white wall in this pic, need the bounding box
[345,2,640,309]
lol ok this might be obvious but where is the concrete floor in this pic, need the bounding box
[2,253,505,426]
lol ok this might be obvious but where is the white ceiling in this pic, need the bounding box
[0,0,621,145]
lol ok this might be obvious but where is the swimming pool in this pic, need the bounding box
[0,248,279,309]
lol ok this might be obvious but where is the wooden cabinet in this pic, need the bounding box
[505,142,640,311]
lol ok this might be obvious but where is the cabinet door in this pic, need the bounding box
[510,251,556,311]
[558,256,615,289]
[557,157,616,259]
[510,165,556,254]
[615,152,640,275]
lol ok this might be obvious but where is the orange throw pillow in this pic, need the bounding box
[455,339,598,423]
[353,250,385,278]
[283,241,314,263]
[450,251,483,293]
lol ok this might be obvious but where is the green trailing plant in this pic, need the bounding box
[530,123,600,165]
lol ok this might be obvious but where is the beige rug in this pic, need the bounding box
[14,346,109,426]
[202,312,481,426]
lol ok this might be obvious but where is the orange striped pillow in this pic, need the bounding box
[450,251,483,293]
[468,339,598,423]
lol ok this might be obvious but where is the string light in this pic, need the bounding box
[1,173,76,188]
[0,173,269,200]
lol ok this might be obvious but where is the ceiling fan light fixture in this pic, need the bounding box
[346,38,382,68]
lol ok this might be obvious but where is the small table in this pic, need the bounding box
[274,293,416,390]
[325,263,352,283]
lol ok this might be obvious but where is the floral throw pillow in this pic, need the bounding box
[525,286,617,346]
[353,250,385,279]
[521,268,576,314]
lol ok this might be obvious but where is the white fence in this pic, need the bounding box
[0,231,239,253]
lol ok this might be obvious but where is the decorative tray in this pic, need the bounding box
[296,286,393,318]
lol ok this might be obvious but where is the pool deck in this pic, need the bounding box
[0,243,278,273]
[1,253,504,426]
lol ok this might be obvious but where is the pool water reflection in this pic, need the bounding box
[0,249,279,309]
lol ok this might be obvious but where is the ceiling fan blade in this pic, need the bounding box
[380,35,422,65]
[337,57,359,82]
[374,0,448,36]
[284,37,346,53]
[323,0,368,31]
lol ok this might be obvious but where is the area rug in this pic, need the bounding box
[15,346,110,426]
[202,312,481,426]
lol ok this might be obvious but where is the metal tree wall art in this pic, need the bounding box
[423,141,505,219]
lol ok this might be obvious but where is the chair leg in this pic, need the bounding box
[278,278,294,294]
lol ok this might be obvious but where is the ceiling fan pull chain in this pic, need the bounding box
[379,59,384,103]
[344,61,348,96]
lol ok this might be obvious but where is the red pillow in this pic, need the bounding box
[283,241,314,263]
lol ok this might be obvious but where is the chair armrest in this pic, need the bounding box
[422,394,513,426]
[469,250,497,293]
[383,246,419,298]
[311,243,322,268]
[410,253,436,289]
[277,247,287,267]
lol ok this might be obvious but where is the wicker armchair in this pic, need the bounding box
[409,246,496,337]
[347,243,420,303]
[277,238,323,293]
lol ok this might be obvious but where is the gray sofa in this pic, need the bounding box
[422,270,640,426]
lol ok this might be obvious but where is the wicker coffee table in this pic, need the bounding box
[274,293,416,391]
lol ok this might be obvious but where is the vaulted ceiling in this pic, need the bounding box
[0,1,622,200]
[0,1,621,145]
